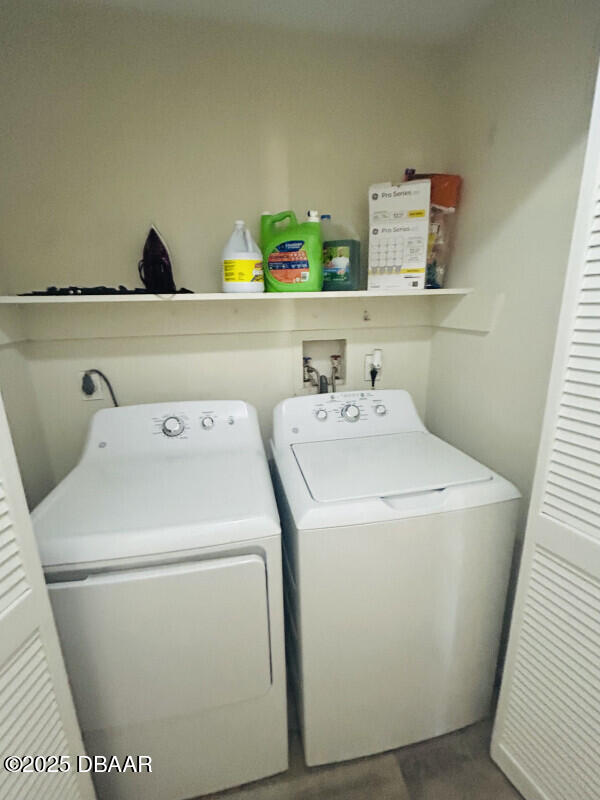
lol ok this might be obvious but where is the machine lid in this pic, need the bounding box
[291,431,492,503]
[33,450,279,569]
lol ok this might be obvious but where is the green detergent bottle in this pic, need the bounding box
[261,210,323,292]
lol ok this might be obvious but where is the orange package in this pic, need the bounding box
[404,170,462,288]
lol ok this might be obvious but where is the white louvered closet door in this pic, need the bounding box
[492,63,600,800]
[0,395,96,799]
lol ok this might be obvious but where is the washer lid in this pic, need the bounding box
[33,450,279,569]
[292,432,492,503]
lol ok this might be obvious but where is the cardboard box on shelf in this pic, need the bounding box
[367,180,431,291]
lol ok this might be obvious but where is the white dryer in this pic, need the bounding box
[33,401,287,800]
[271,390,520,767]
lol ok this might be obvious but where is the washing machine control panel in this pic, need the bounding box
[315,393,393,427]
[311,393,381,427]
[341,403,361,421]
[273,389,427,448]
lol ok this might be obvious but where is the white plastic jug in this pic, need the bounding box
[221,221,264,293]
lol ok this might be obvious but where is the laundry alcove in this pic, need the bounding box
[1,4,600,800]
[0,0,598,536]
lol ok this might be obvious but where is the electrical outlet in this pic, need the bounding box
[364,353,382,383]
[79,371,104,400]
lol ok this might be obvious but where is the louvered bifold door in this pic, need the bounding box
[0,394,96,799]
[492,63,600,800]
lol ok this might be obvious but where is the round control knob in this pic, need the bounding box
[162,416,185,437]
[315,408,328,421]
[342,403,360,422]
[201,416,215,429]
[375,404,387,416]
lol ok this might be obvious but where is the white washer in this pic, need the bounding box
[33,401,287,800]
[271,389,520,767]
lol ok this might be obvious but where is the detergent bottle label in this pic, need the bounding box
[323,243,350,285]
[267,241,310,284]
[223,259,264,283]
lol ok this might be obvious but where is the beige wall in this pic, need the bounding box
[427,0,600,529]
[0,2,449,294]
[0,344,53,505]
[2,0,600,515]
[0,1,450,503]
[0,321,433,506]
[22,328,432,491]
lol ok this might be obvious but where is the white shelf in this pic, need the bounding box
[0,288,472,304]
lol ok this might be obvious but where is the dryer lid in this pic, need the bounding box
[292,431,492,503]
[33,450,280,569]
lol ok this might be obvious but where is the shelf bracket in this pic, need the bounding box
[431,290,503,334]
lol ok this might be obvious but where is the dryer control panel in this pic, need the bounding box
[272,389,426,448]
[82,400,264,459]
[151,409,234,440]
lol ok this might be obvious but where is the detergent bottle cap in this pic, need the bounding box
[307,209,319,222]
[235,220,245,227]
[321,213,331,220]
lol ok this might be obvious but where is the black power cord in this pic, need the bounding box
[82,370,119,407]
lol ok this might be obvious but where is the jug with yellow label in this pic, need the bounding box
[221,220,264,293]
